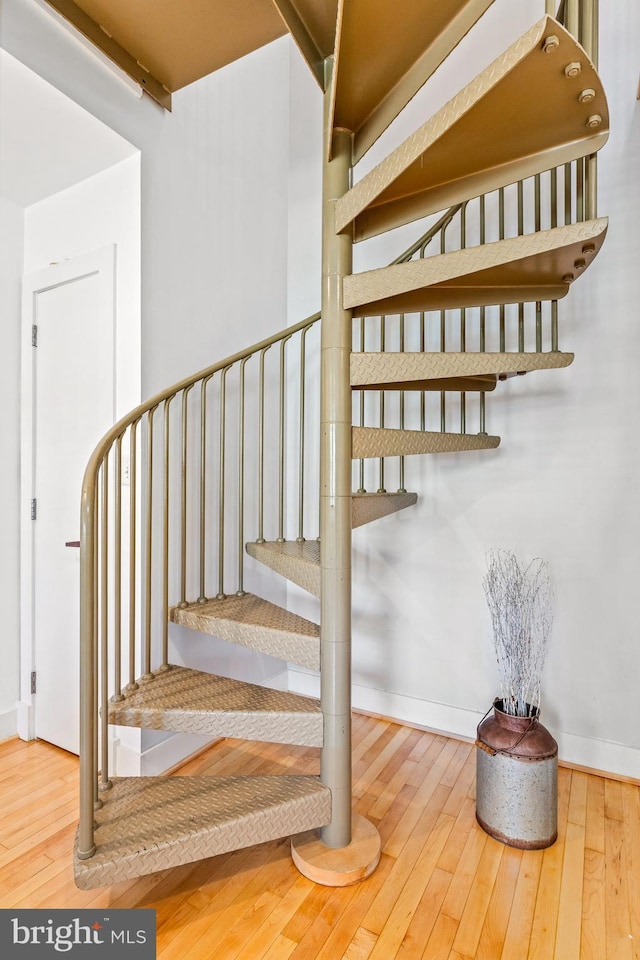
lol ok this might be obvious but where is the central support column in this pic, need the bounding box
[319,90,353,853]
[292,59,380,886]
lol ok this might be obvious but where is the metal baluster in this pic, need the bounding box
[100,459,111,790]
[217,366,229,599]
[460,203,467,434]
[378,316,386,493]
[179,388,192,607]
[419,310,426,431]
[566,0,579,38]
[518,181,525,352]
[128,422,139,687]
[198,375,213,603]
[257,346,270,543]
[479,195,486,434]
[576,158,585,222]
[551,300,559,352]
[161,398,171,667]
[564,163,572,225]
[499,188,506,352]
[278,336,293,542]
[536,173,543,353]
[142,409,155,680]
[584,0,598,220]
[237,358,248,595]
[112,436,124,702]
[551,166,558,229]
[357,318,366,493]
[79,482,98,855]
[93,499,99,808]
[440,224,447,431]
[297,327,311,540]
[398,315,406,491]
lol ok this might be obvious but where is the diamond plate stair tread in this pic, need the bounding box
[247,540,321,598]
[343,219,608,316]
[350,351,575,387]
[352,492,418,529]
[108,665,323,747]
[330,0,495,163]
[335,16,609,241]
[74,774,331,889]
[170,593,320,671]
[353,427,500,459]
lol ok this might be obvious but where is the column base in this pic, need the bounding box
[291,814,381,887]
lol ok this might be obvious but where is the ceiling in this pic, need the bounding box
[0,49,137,208]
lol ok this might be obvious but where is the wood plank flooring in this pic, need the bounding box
[0,716,638,959]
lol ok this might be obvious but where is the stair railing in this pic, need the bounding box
[77,0,600,862]
[76,206,487,859]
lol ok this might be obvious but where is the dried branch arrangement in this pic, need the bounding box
[483,549,553,717]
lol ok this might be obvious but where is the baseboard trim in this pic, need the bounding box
[15,700,34,741]
[0,707,18,741]
[288,668,640,784]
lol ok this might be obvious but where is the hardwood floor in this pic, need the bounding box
[0,717,638,959]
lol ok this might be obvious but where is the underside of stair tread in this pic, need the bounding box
[351,351,575,389]
[74,774,331,889]
[335,15,609,241]
[352,492,418,528]
[353,427,500,459]
[107,665,323,747]
[170,593,320,671]
[44,0,288,98]
[343,218,608,316]
[330,0,495,163]
[355,375,499,392]
[247,540,321,598]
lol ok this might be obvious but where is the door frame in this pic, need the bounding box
[18,245,116,741]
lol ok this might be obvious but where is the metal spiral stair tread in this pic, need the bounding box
[335,15,608,241]
[351,492,418,528]
[246,540,322,598]
[353,427,500,460]
[329,0,495,162]
[74,774,332,889]
[350,351,575,389]
[107,665,323,747]
[170,593,321,671]
[343,219,608,316]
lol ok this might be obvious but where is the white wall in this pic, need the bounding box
[286,0,640,780]
[0,197,24,738]
[24,155,141,419]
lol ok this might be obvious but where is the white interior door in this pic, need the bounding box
[27,249,115,754]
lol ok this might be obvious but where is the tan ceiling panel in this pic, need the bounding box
[50,0,288,92]
[331,0,495,161]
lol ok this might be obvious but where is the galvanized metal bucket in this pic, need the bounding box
[475,699,558,849]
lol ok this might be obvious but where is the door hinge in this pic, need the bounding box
[31,498,37,521]
[31,671,37,695]
[32,324,38,347]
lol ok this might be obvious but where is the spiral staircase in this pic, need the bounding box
[57,0,609,889]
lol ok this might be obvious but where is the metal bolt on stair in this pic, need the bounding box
[565,61,582,77]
